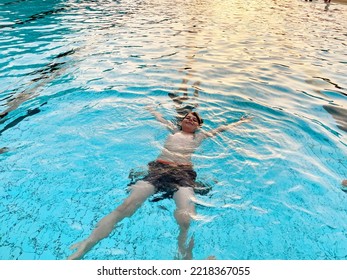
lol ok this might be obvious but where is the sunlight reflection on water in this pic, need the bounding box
[0,0,346,260]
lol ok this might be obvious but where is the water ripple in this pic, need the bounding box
[0,0,347,260]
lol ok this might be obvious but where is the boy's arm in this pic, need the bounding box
[146,106,176,132]
[198,116,253,140]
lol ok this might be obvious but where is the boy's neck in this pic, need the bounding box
[180,129,195,135]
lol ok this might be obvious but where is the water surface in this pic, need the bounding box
[0,0,346,260]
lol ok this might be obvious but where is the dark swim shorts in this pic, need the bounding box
[128,161,211,202]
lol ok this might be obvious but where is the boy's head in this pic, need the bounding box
[185,112,203,125]
[180,112,203,133]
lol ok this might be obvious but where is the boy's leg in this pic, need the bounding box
[169,78,189,104]
[173,187,196,259]
[68,181,155,260]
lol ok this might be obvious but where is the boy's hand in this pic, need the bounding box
[239,115,254,123]
[145,105,154,111]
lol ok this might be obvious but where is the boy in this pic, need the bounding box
[68,108,252,260]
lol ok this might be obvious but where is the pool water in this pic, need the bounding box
[0,0,346,260]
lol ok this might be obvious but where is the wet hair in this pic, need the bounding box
[183,111,203,125]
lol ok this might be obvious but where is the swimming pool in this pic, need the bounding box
[0,0,346,260]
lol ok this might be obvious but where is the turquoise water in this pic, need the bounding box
[0,0,346,260]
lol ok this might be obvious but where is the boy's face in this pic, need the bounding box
[181,113,200,133]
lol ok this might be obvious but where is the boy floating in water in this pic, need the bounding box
[67,108,252,260]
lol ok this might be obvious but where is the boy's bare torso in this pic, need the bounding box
[157,131,203,165]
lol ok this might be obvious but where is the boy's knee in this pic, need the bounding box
[174,210,191,229]
[117,200,137,217]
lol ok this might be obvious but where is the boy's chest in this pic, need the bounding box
[165,133,197,153]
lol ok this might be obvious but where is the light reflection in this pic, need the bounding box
[1,0,347,261]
